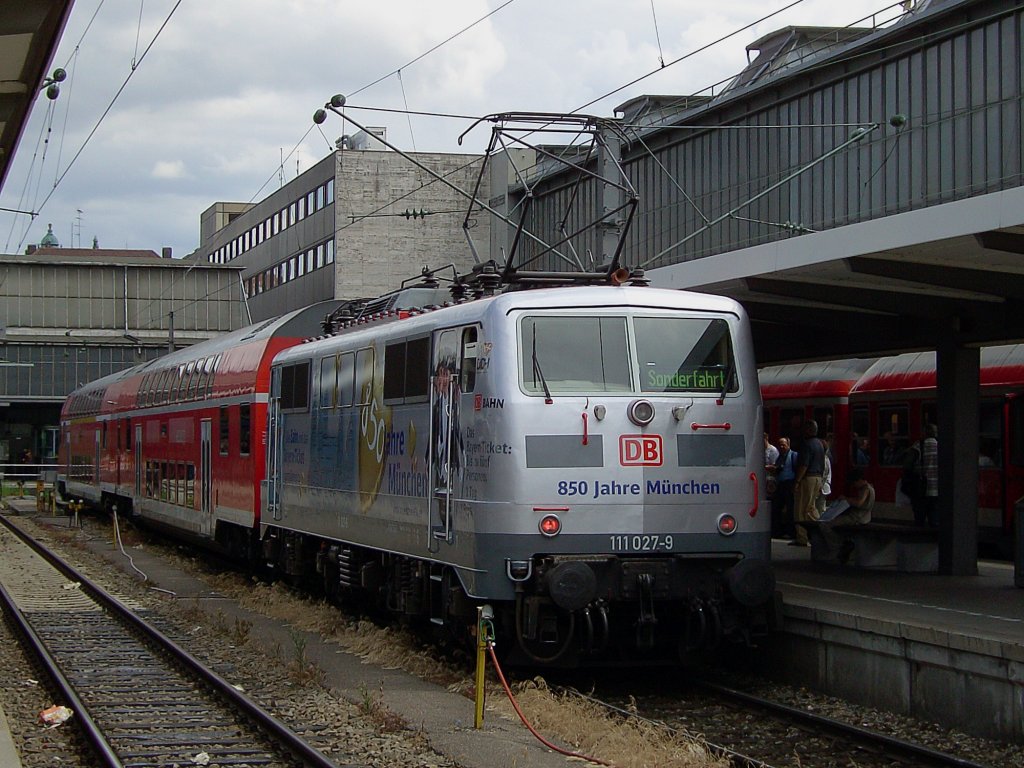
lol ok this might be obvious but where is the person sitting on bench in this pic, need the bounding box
[819,468,875,564]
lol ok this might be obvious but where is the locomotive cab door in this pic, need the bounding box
[267,368,283,521]
[427,327,475,548]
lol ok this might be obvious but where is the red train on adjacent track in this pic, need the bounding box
[761,346,1024,554]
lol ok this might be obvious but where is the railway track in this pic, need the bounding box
[0,512,344,768]
[564,677,994,768]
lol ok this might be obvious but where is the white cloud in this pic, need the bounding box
[152,160,187,179]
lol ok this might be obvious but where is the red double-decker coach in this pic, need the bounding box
[59,302,339,556]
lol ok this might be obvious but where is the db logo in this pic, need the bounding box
[619,435,663,466]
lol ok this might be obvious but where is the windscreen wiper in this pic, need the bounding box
[532,328,553,404]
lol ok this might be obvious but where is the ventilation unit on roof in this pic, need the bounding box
[349,127,387,151]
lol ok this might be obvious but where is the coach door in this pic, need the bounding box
[134,424,143,496]
[200,419,212,531]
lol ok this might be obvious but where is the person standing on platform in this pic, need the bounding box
[792,419,825,546]
[773,437,797,538]
[815,437,833,518]
[921,423,939,527]
[764,433,779,467]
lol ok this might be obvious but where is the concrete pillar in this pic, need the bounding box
[935,340,979,575]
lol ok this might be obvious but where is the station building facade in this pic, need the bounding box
[193,129,491,321]
[509,0,1023,287]
[0,245,246,471]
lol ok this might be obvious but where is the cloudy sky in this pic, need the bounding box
[1,0,897,258]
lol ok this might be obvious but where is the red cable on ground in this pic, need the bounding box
[486,644,616,767]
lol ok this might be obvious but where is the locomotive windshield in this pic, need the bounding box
[634,317,736,394]
[521,316,632,393]
[519,314,737,395]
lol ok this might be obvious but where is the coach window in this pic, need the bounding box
[174,365,186,402]
[337,353,355,407]
[219,406,230,455]
[320,356,337,408]
[813,407,834,444]
[406,337,429,400]
[979,401,1003,467]
[461,327,478,392]
[384,337,429,403]
[851,406,870,466]
[239,404,251,456]
[384,341,406,402]
[204,356,217,397]
[878,405,909,465]
[178,463,187,505]
[188,360,202,399]
[355,348,374,405]
[281,362,310,411]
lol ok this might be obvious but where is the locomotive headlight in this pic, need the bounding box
[717,513,737,536]
[539,514,561,536]
[627,399,655,426]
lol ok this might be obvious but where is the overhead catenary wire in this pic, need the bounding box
[649,0,666,68]
[347,0,521,101]
[16,0,185,253]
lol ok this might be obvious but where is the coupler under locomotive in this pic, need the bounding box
[503,554,778,665]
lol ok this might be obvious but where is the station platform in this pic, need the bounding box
[766,538,1023,743]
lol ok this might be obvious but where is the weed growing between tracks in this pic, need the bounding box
[210,576,730,768]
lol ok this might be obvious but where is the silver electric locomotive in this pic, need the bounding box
[263,282,777,665]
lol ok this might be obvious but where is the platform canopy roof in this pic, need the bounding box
[0,1,73,193]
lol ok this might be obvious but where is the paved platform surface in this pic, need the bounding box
[771,537,1024,651]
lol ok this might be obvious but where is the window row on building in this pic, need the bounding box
[207,177,335,265]
[244,238,335,298]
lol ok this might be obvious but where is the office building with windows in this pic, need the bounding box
[194,129,491,322]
